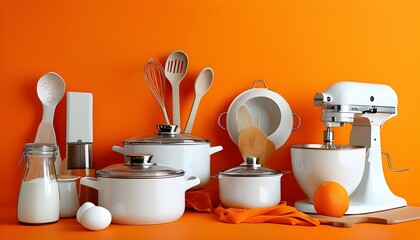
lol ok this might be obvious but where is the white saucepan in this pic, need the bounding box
[80,154,200,225]
[215,157,289,209]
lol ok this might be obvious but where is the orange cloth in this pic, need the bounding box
[185,186,323,226]
[214,202,322,226]
[185,186,220,213]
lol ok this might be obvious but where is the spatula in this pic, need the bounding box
[238,125,268,159]
[260,139,276,164]
[237,105,268,159]
[236,104,253,133]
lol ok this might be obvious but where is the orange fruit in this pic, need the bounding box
[313,181,349,217]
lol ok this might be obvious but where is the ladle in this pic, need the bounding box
[164,50,188,131]
[184,67,214,134]
[34,72,66,171]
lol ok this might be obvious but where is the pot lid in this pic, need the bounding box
[97,154,184,179]
[219,157,281,177]
[122,125,209,145]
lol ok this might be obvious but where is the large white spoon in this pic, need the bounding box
[184,67,213,134]
[34,72,66,171]
[164,50,188,131]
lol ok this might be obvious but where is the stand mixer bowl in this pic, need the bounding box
[291,144,366,202]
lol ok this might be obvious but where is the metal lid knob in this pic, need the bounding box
[125,154,154,166]
[157,124,179,135]
[240,156,262,168]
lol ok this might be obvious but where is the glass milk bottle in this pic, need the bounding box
[18,143,60,224]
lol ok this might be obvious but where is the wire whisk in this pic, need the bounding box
[144,58,170,125]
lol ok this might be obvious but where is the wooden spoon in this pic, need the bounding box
[260,139,276,164]
[236,105,276,163]
[236,104,253,134]
[237,105,268,159]
[184,67,214,134]
[238,125,268,159]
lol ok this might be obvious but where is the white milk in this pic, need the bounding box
[18,178,60,224]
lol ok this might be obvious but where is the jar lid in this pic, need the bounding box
[97,154,184,179]
[219,157,281,177]
[122,125,208,145]
[22,143,58,155]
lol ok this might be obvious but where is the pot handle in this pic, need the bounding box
[80,177,100,191]
[209,146,223,155]
[184,176,200,191]
[217,112,227,130]
[292,113,301,131]
[112,146,126,155]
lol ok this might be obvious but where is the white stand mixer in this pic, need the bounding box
[295,81,408,214]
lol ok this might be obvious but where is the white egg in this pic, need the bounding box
[80,206,112,231]
[76,202,95,223]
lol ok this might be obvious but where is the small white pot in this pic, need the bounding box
[80,155,200,225]
[112,125,222,190]
[57,175,80,218]
[216,157,289,209]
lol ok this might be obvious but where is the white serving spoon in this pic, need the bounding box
[164,50,188,131]
[184,67,214,134]
[34,72,66,172]
[236,104,253,134]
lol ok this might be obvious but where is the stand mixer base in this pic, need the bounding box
[295,196,407,215]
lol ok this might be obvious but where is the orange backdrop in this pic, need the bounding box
[1,0,419,205]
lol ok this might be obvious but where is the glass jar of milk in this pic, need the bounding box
[18,143,60,224]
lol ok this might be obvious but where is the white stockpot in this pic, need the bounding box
[112,125,222,190]
[216,157,289,209]
[80,155,200,225]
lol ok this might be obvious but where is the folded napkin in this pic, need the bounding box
[185,185,323,226]
[185,185,220,213]
[214,202,323,226]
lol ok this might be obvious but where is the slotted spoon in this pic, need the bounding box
[34,72,66,172]
[164,50,188,131]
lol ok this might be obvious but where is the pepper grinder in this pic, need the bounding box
[63,92,97,205]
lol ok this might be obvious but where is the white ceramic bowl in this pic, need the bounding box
[291,144,366,202]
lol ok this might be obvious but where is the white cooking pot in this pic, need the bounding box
[218,80,300,150]
[112,125,222,190]
[215,157,289,209]
[80,155,200,225]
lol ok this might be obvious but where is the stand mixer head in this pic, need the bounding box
[294,81,407,214]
